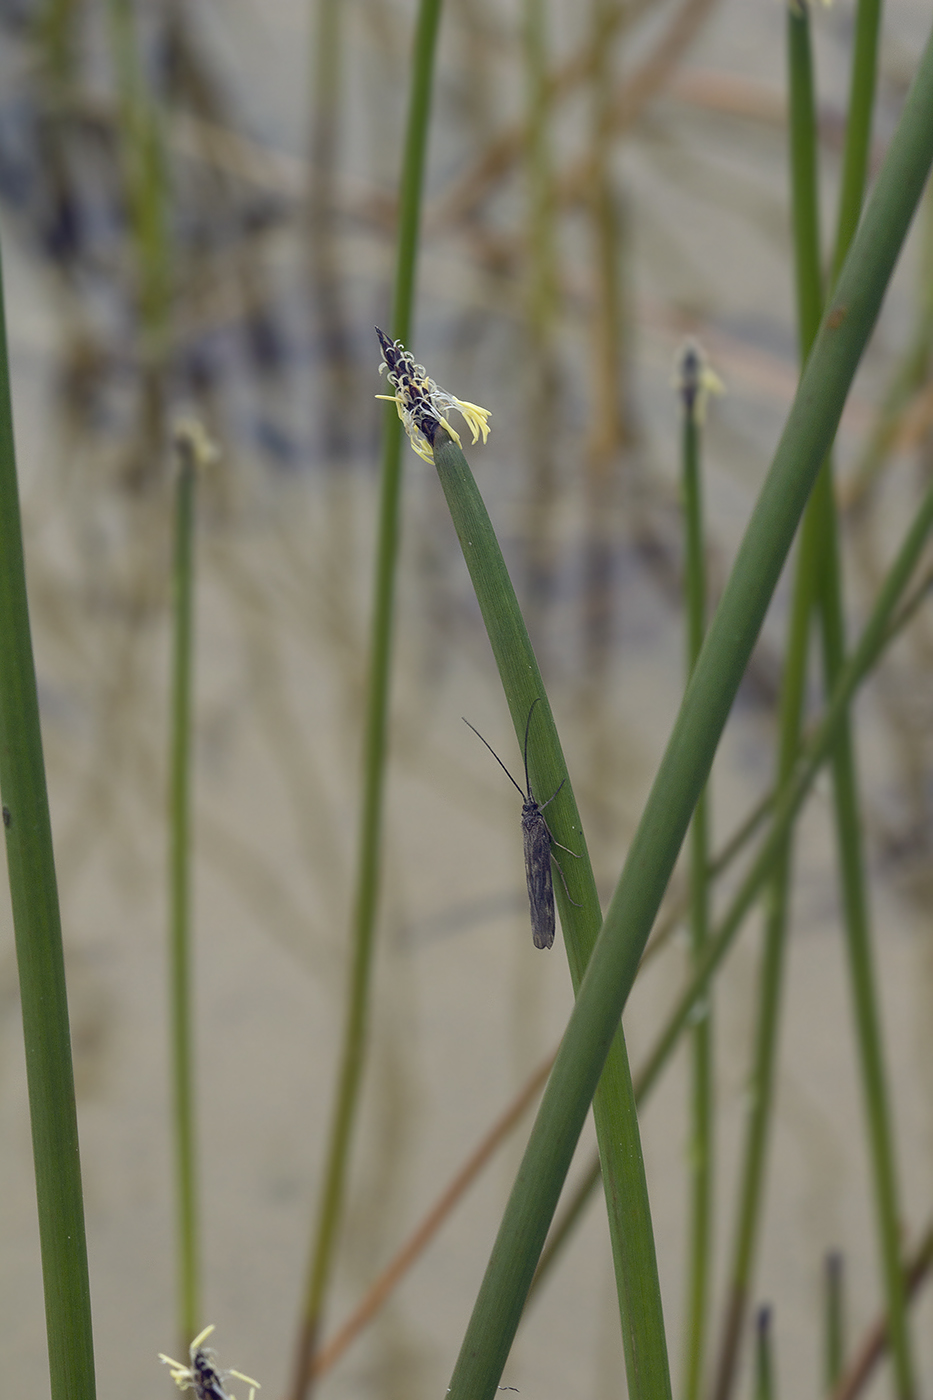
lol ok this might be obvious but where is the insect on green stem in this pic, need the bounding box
[463,698,580,950]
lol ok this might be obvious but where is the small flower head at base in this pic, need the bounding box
[672,338,724,426]
[159,1325,261,1400]
[375,327,491,464]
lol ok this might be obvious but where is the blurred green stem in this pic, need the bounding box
[712,11,822,1392]
[289,4,444,1398]
[0,242,96,1400]
[754,1309,775,1400]
[831,0,882,279]
[169,429,200,1347]
[106,0,170,358]
[678,349,713,1400]
[819,0,915,1383]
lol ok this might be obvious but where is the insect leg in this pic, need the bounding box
[549,851,582,907]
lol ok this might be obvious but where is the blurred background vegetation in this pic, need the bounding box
[0,2,932,1399]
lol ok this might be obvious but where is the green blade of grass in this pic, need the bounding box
[168,426,204,1348]
[446,27,933,1400]
[711,9,824,1392]
[678,346,714,1400]
[754,1309,776,1400]
[433,429,671,1400]
[811,0,916,1382]
[0,244,96,1399]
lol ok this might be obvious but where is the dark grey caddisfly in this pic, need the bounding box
[463,699,580,950]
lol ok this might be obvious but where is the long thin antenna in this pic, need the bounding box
[521,698,541,797]
[462,718,526,800]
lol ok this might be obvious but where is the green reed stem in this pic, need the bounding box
[814,478,914,1400]
[831,0,882,282]
[169,430,200,1347]
[447,29,933,1397]
[434,429,671,1400]
[290,4,443,1397]
[754,1309,775,1400]
[818,0,916,1383]
[711,11,823,1394]
[679,354,713,1400]
[0,245,96,1400]
[106,0,170,361]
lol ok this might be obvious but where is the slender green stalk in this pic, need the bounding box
[434,430,671,1400]
[711,13,823,1393]
[710,584,806,1400]
[754,1309,775,1400]
[815,0,916,1381]
[831,0,883,281]
[813,463,914,1398]
[788,3,824,358]
[289,5,443,1397]
[0,244,96,1399]
[678,346,713,1400]
[106,0,170,360]
[825,1253,846,1393]
[447,32,933,1399]
[169,426,202,1347]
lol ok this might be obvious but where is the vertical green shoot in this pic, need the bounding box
[754,1308,776,1400]
[106,0,171,365]
[711,14,823,1397]
[676,342,718,1400]
[169,422,213,1348]
[0,241,96,1400]
[817,0,916,1383]
[289,4,444,1397]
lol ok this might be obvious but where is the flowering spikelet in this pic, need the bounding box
[159,1325,261,1400]
[375,327,491,463]
[672,338,724,425]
